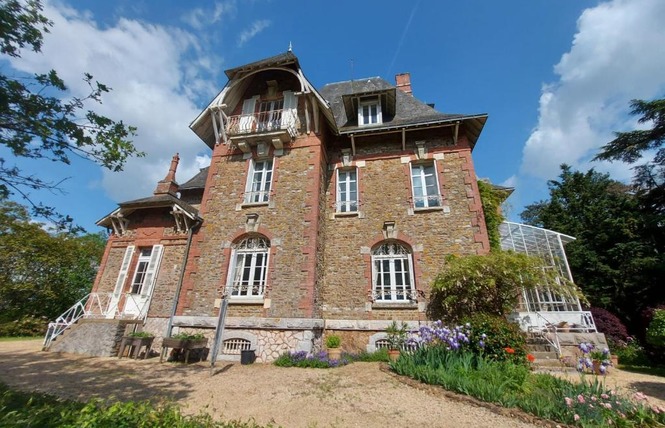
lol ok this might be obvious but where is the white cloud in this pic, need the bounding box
[520,0,665,182]
[238,19,271,46]
[182,1,236,29]
[6,2,218,203]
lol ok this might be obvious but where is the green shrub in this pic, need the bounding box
[646,309,665,348]
[325,334,340,348]
[429,252,584,322]
[0,316,47,337]
[463,313,527,364]
[610,339,651,366]
[0,382,274,427]
[171,332,206,340]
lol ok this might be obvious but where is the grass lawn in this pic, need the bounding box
[619,364,665,379]
[0,336,42,342]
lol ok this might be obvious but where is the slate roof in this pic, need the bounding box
[224,51,299,79]
[179,167,209,190]
[318,77,487,145]
[96,193,201,227]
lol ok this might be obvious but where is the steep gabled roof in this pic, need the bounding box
[319,77,488,147]
[179,167,209,191]
[224,51,299,79]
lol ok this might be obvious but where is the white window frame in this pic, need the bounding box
[244,158,274,204]
[410,162,442,209]
[371,242,415,302]
[336,167,358,213]
[358,98,382,126]
[226,236,270,299]
[130,248,153,294]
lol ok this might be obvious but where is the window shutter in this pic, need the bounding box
[281,91,297,129]
[239,96,258,133]
[141,245,163,296]
[113,246,135,294]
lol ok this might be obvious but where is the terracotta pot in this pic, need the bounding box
[388,349,401,362]
[592,360,603,375]
[327,348,342,360]
[611,354,619,367]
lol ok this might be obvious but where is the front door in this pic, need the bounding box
[123,245,163,317]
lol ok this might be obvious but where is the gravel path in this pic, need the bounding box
[0,340,663,427]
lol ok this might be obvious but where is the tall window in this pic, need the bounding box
[358,98,381,126]
[130,248,153,294]
[336,168,358,213]
[410,162,441,208]
[372,242,415,302]
[245,159,273,203]
[227,236,270,298]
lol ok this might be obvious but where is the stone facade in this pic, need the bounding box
[76,52,492,361]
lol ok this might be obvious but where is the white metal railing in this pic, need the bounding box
[43,292,150,350]
[225,109,298,138]
[531,312,561,357]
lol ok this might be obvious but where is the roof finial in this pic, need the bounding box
[288,41,292,52]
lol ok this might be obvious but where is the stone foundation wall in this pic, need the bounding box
[49,319,141,357]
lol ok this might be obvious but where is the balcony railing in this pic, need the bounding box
[226,109,298,138]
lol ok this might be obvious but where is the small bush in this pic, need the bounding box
[463,313,527,364]
[127,331,154,338]
[590,307,628,343]
[171,332,206,340]
[0,317,47,337]
[274,351,350,368]
[325,334,340,348]
[610,338,651,366]
[646,309,665,348]
[345,349,389,362]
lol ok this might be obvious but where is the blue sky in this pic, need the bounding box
[3,0,665,231]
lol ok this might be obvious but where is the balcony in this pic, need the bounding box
[225,108,298,146]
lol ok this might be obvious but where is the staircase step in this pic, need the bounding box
[531,351,559,361]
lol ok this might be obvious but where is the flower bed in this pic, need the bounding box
[391,320,665,427]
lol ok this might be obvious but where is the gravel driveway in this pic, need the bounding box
[0,340,663,428]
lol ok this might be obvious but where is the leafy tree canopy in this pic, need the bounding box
[594,98,664,217]
[0,201,105,326]
[521,165,664,331]
[0,0,141,227]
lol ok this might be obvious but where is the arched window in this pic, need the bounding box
[227,236,270,298]
[223,338,252,354]
[372,242,415,302]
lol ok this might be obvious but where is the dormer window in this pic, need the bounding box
[358,97,382,126]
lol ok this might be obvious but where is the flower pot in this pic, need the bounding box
[327,348,342,360]
[592,359,603,375]
[611,354,619,366]
[388,349,400,362]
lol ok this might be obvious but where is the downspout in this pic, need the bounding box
[165,220,200,337]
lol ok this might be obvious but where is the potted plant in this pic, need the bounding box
[557,321,570,333]
[325,334,342,360]
[589,347,611,375]
[160,332,209,363]
[385,320,408,362]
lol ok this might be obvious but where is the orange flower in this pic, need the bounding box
[504,347,515,354]
[527,353,535,362]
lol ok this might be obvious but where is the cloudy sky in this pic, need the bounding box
[2,0,665,230]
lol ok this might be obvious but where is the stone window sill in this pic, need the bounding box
[371,302,418,310]
[229,298,265,305]
[413,206,444,213]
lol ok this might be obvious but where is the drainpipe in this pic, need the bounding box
[165,221,200,338]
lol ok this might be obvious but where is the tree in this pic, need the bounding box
[594,98,664,215]
[521,165,664,331]
[428,251,585,323]
[0,0,140,226]
[0,201,105,329]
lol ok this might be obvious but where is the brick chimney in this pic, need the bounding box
[395,72,412,95]
[154,153,180,196]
